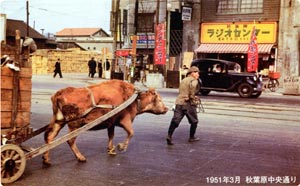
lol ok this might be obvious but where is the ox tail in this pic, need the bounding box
[51,94,65,121]
[44,94,64,142]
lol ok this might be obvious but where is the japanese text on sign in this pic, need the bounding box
[201,22,277,43]
[247,26,258,72]
[154,23,166,65]
[130,34,155,49]
[182,6,192,21]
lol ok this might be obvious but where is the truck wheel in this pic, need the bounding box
[1,144,26,184]
[237,83,253,98]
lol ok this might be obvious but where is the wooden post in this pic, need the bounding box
[11,30,21,134]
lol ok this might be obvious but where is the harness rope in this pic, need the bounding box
[80,87,141,119]
[195,99,205,113]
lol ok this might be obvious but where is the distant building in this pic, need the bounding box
[55,28,113,52]
[5,19,57,49]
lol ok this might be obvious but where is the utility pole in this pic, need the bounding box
[26,0,29,37]
[134,0,138,35]
[156,0,160,25]
[113,0,120,51]
[40,29,44,36]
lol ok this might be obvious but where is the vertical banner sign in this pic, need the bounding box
[247,25,258,72]
[131,35,137,56]
[154,23,166,65]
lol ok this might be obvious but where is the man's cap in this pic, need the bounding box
[187,66,199,75]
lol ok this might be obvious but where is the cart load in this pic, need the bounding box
[1,30,34,184]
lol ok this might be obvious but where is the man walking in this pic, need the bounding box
[98,59,103,78]
[166,66,200,145]
[53,58,63,78]
[88,57,97,78]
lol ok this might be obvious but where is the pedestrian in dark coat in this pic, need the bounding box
[105,59,110,71]
[98,59,103,78]
[88,57,97,78]
[53,58,63,78]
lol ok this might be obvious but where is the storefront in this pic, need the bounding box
[114,33,155,82]
[195,22,277,74]
[114,49,131,80]
[130,33,155,67]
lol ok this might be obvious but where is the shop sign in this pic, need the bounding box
[182,6,192,21]
[154,23,166,65]
[283,76,300,95]
[115,49,131,57]
[247,26,258,72]
[130,33,155,48]
[201,22,277,43]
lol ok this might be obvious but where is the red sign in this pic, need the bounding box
[115,49,131,57]
[154,23,166,65]
[247,25,258,72]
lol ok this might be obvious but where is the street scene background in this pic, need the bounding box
[5,74,300,186]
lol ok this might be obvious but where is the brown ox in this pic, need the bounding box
[43,79,168,166]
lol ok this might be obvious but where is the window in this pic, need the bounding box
[240,0,263,13]
[217,0,263,14]
[137,13,155,33]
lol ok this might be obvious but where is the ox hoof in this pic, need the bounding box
[117,143,127,152]
[42,160,52,167]
[107,146,117,156]
[77,157,87,162]
[42,156,52,167]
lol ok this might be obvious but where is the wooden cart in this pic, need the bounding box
[1,31,138,184]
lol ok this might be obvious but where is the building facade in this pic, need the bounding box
[113,0,185,72]
[186,0,299,86]
[113,0,299,85]
[195,0,279,73]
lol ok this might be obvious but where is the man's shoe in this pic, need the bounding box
[166,137,174,145]
[188,137,200,143]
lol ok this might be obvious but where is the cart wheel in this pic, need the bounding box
[1,144,26,184]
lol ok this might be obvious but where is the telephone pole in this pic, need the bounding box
[26,0,29,37]
[112,0,120,51]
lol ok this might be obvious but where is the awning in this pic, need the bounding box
[195,43,273,54]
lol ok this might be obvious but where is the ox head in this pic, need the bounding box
[137,88,168,115]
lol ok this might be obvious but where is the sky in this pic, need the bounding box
[0,0,112,35]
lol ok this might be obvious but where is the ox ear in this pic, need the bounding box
[148,87,157,95]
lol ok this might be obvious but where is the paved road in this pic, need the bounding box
[4,74,300,186]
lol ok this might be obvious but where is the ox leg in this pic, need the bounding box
[117,119,134,152]
[67,128,87,162]
[43,121,64,166]
[107,125,116,155]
